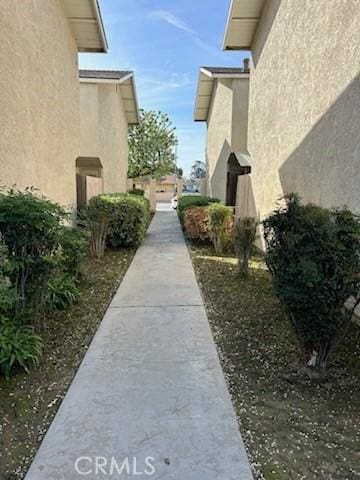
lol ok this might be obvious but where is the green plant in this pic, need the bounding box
[57,227,88,278]
[85,196,112,259]
[0,317,42,377]
[178,195,220,226]
[208,203,233,255]
[184,206,212,243]
[46,275,80,311]
[104,193,150,248]
[85,193,150,258]
[0,188,67,314]
[129,188,145,196]
[128,109,178,179]
[0,243,16,314]
[234,217,258,276]
[263,194,360,368]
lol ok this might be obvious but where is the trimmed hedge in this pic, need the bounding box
[178,195,220,226]
[86,193,150,257]
[106,193,150,248]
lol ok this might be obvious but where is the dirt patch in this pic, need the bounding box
[189,244,360,480]
[0,249,135,480]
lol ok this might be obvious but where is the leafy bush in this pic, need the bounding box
[178,195,220,226]
[184,207,212,243]
[0,188,67,313]
[0,317,42,377]
[130,188,145,196]
[57,227,88,278]
[85,196,112,259]
[208,203,233,255]
[85,193,150,258]
[0,243,16,314]
[263,194,360,368]
[234,217,258,277]
[105,193,150,248]
[46,275,81,311]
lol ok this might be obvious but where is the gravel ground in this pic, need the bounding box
[0,249,135,480]
[189,243,360,480]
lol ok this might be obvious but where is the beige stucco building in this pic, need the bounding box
[78,70,139,206]
[0,0,108,209]
[194,65,251,206]
[0,1,140,211]
[223,0,360,220]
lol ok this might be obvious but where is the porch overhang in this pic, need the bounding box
[223,0,265,50]
[229,152,252,174]
[63,0,108,53]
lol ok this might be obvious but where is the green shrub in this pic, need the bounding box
[208,203,233,255]
[46,275,81,312]
[85,195,112,259]
[178,195,220,226]
[0,243,16,314]
[0,188,67,313]
[263,194,360,368]
[57,227,88,278]
[104,193,150,248]
[184,206,212,243]
[0,317,42,377]
[234,217,258,277]
[129,188,145,196]
[85,193,150,258]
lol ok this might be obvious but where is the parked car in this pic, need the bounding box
[171,195,178,209]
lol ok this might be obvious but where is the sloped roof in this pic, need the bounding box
[194,66,249,122]
[79,70,140,125]
[223,0,265,50]
[63,0,108,53]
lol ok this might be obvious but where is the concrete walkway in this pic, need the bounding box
[26,209,253,480]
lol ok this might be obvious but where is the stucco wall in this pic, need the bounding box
[206,80,233,201]
[231,79,249,152]
[206,78,249,202]
[248,0,360,219]
[79,82,129,194]
[0,0,80,209]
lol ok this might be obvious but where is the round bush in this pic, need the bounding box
[263,194,360,368]
[184,206,212,243]
[99,193,150,248]
[177,195,220,226]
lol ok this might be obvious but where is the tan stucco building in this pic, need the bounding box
[78,70,139,206]
[222,0,360,220]
[0,0,107,208]
[194,65,251,206]
[0,1,139,211]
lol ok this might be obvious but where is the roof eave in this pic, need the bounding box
[65,0,108,53]
[222,0,265,51]
[128,75,140,125]
[92,0,108,53]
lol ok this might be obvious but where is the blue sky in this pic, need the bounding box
[79,0,247,176]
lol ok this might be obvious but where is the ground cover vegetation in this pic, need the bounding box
[187,193,360,479]
[0,186,149,478]
[0,187,149,377]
